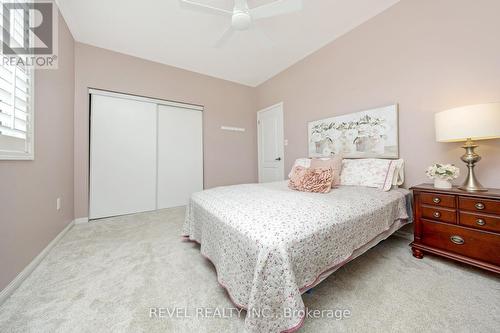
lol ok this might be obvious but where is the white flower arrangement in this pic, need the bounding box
[310,132,324,143]
[426,163,460,181]
[310,115,390,156]
[310,115,388,144]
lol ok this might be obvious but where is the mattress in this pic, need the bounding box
[182,181,411,333]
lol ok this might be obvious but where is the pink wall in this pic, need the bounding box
[74,43,258,218]
[3,0,500,292]
[256,0,500,189]
[0,13,75,290]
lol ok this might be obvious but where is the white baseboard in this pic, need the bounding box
[74,217,89,224]
[0,219,75,306]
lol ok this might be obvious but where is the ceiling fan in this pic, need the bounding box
[180,0,303,47]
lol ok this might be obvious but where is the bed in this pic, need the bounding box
[182,181,411,333]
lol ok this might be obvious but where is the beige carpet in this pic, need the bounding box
[0,207,499,333]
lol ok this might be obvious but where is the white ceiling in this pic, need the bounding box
[57,0,400,87]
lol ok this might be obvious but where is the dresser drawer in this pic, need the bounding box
[459,211,500,233]
[459,197,500,215]
[421,220,500,266]
[420,192,456,208]
[421,205,456,224]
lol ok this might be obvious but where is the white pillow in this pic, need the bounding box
[340,158,401,191]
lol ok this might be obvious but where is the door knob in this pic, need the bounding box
[275,157,281,161]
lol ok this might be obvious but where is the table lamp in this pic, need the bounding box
[435,103,500,192]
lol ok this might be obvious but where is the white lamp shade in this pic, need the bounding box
[435,103,500,142]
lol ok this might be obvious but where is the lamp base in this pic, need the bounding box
[458,185,488,192]
[458,139,488,192]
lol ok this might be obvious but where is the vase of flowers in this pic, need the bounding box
[425,163,460,189]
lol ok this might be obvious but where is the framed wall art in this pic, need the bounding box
[308,104,399,158]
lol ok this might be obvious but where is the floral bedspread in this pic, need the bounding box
[182,181,410,333]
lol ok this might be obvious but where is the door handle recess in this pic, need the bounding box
[275,157,281,161]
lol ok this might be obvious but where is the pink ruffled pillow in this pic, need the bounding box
[310,155,343,187]
[288,166,334,193]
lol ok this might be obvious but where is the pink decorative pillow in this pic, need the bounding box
[288,158,311,178]
[310,155,343,187]
[288,166,333,193]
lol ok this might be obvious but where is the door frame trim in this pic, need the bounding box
[89,88,204,111]
[257,102,285,183]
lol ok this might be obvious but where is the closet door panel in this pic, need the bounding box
[90,95,157,219]
[157,105,203,209]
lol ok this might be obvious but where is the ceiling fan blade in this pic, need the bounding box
[215,27,235,48]
[250,0,302,20]
[179,0,232,16]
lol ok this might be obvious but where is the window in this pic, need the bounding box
[0,2,34,160]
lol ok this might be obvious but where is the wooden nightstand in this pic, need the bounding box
[410,184,500,274]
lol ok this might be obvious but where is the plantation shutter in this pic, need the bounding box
[0,1,33,155]
[0,64,32,139]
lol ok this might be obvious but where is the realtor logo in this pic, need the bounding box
[1,0,58,68]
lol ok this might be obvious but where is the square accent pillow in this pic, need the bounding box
[288,166,333,193]
[310,155,343,187]
[288,158,311,178]
[340,158,398,191]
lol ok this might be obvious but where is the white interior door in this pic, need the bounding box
[90,94,157,219]
[157,105,203,209]
[258,103,284,183]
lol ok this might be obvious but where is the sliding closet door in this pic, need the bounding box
[157,105,203,209]
[90,95,157,219]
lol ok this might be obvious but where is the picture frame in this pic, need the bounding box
[308,104,399,158]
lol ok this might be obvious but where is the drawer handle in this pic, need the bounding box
[433,197,441,204]
[475,203,485,210]
[476,219,486,226]
[433,211,441,218]
[450,235,465,245]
